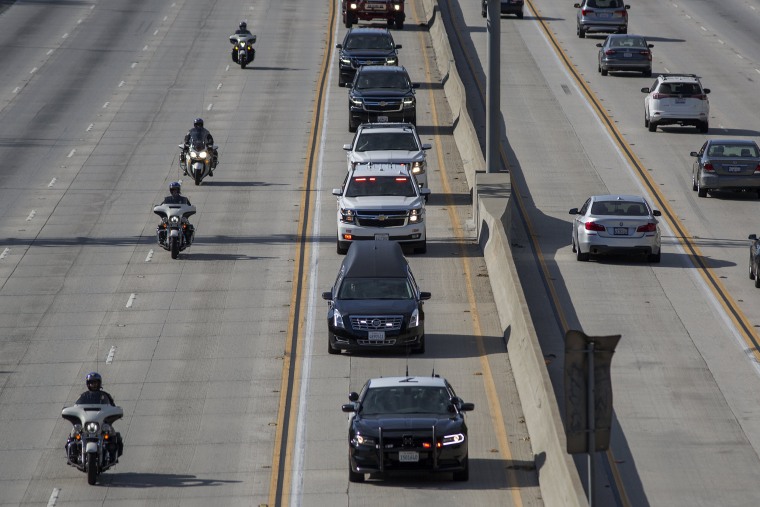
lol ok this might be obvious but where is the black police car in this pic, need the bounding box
[342,375,474,482]
[347,65,418,132]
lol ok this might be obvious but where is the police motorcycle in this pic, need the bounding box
[179,138,217,186]
[229,33,256,68]
[61,394,124,485]
[154,202,196,259]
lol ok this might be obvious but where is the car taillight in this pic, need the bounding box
[605,49,616,55]
[637,223,657,233]
[754,164,760,174]
[652,93,671,99]
[582,9,591,16]
[641,51,652,61]
[703,163,714,172]
[585,222,606,232]
[692,94,708,100]
[619,10,628,19]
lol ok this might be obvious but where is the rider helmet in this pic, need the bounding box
[169,181,181,195]
[239,21,247,31]
[86,372,102,391]
[193,118,204,129]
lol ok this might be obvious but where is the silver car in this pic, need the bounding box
[691,139,760,198]
[575,0,630,38]
[343,122,432,188]
[569,194,662,262]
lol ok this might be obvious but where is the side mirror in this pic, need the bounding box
[703,88,711,94]
[648,44,654,48]
[596,43,602,48]
[345,83,353,89]
[690,151,699,157]
[573,3,581,7]
[460,402,475,412]
[396,44,402,49]
[321,291,333,301]
[419,291,432,301]
[341,403,356,413]
[625,4,630,9]
[652,210,662,217]
[749,234,758,241]
[348,392,359,402]
[332,188,342,196]
[421,143,432,150]
[420,188,431,197]
[335,43,343,49]
[343,144,352,151]
[641,87,650,93]
[569,208,579,215]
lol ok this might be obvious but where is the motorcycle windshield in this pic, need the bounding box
[75,391,113,405]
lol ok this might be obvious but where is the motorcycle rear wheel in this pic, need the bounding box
[171,238,179,259]
[86,451,98,485]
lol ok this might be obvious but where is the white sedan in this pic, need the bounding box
[569,194,662,263]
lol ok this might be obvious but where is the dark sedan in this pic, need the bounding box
[749,234,760,288]
[342,375,474,482]
[691,139,760,198]
[596,34,652,76]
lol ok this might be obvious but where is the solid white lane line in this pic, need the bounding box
[67,149,76,158]
[106,346,117,364]
[26,210,36,221]
[0,248,9,260]
[126,293,136,308]
[48,178,57,187]
[145,250,154,262]
[47,488,60,507]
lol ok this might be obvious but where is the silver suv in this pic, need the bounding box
[343,123,431,188]
[333,162,430,255]
[641,74,711,133]
[575,0,630,38]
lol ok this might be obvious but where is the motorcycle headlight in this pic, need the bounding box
[333,308,345,329]
[85,422,99,433]
[409,208,423,223]
[411,161,424,174]
[442,433,465,446]
[170,216,180,225]
[340,208,355,223]
[409,308,420,328]
[234,45,239,50]
[189,150,199,158]
[199,150,208,158]
[356,434,376,446]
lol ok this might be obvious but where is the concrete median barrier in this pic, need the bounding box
[421,1,586,505]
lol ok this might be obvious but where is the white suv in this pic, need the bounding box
[342,122,432,188]
[333,162,430,255]
[641,74,710,133]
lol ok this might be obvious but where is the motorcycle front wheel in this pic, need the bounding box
[170,237,179,259]
[86,451,98,485]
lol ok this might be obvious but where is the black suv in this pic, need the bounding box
[336,28,401,87]
[347,65,418,132]
[322,240,430,354]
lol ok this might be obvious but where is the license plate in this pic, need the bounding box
[614,227,628,235]
[598,12,612,18]
[623,52,632,58]
[368,331,385,342]
[399,451,419,462]
[728,166,742,173]
[374,233,389,241]
[376,116,389,123]
[366,3,386,10]
[675,98,686,104]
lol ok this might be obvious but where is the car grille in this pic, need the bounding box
[350,315,403,331]
[352,57,387,68]
[363,98,403,113]
[356,210,408,227]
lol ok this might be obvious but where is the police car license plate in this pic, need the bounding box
[368,331,385,342]
[375,233,389,240]
[399,451,419,462]
[377,116,389,123]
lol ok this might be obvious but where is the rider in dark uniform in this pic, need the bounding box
[182,118,217,176]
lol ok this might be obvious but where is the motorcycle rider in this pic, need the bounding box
[182,118,217,176]
[66,372,123,461]
[231,21,256,64]
[156,181,195,246]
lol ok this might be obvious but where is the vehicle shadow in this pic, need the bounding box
[339,333,505,360]
[103,472,242,488]
[656,126,760,137]
[638,36,686,43]
[359,457,539,490]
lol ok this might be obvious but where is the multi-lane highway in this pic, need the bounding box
[2,0,760,506]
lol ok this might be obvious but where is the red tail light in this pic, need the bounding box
[652,93,671,99]
[641,51,652,61]
[703,163,714,172]
[637,223,657,233]
[585,222,606,232]
[754,164,760,174]
[581,9,591,16]
[692,94,708,100]
[605,50,616,56]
